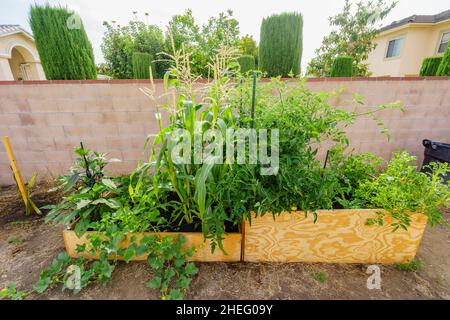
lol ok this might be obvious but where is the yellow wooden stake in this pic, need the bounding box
[2,136,33,212]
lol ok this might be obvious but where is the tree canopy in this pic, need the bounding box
[307,0,397,77]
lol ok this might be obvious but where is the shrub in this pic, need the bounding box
[237,55,256,73]
[436,43,450,76]
[330,56,354,77]
[259,12,303,77]
[132,52,153,79]
[419,56,443,76]
[355,151,450,229]
[29,4,96,80]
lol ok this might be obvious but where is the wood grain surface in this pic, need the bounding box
[63,230,242,262]
[244,210,428,264]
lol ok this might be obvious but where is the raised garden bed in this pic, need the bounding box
[63,209,427,264]
[63,230,242,262]
[244,210,428,264]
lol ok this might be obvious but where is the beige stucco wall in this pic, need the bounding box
[367,20,450,76]
[0,78,449,186]
[0,32,46,81]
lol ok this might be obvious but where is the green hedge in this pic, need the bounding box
[419,56,443,76]
[436,43,450,76]
[259,12,303,77]
[29,4,96,80]
[330,56,353,77]
[237,55,256,73]
[132,52,153,79]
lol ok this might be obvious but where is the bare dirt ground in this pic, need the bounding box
[0,181,449,300]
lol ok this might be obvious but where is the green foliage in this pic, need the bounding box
[419,56,443,76]
[237,55,256,73]
[34,251,117,294]
[165,9,240,77]
[132,52,153,79]
[148,49,241,251]
[355,151,450,230]
[166,9,200,51]
[0,283,28,300]
[307,0,397,77]
[311,272,327,284]
[221,78,401,219]
[396,259,424,272]
[144,235,198,300]
[330,56,354,77]
[259,12,303,77]
[436,43,450,76]
[238,35,258,65]
[333,152,383,208]
[102,16,165,79]
[29,4,96,80]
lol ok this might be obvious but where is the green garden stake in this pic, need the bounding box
[250,73,257,129]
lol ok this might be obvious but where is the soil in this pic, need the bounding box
[0,181,449,300]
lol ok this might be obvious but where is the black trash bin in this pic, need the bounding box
[422,139,450,183]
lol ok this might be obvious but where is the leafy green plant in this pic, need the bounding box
[419,56,443,76]
[29,4,96,80]
[34,251,116,294]
[355,151,450,230]
[259,12,303,77]
[102,17,165,79]
[144,235,198,300]
[396,259,424,272]
[330,56,354,77]
[311,272,327,284]
[220,77,402,220]
[0,283,28,300]
[332,152,382,208]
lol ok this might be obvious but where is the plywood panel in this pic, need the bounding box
[63,230,242,262]
[244,210,428,264]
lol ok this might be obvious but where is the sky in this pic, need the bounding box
[1,0,449,70]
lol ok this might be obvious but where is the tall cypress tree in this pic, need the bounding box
[132,52,153,79]
[436,43,450,76]
[29,4,97,80]
[237,55,256,73]
[259,12,303,77]
[330,56,354,77]
[419,57,443,76]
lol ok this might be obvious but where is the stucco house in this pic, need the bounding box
[0,25,46,81]
[367,9,450,76]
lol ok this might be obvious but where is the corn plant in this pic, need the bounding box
[144,39,242,251]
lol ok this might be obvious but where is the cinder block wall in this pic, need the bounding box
[0,77,449,186]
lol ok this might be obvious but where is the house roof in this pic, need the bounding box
[0,25,34,40]
[379,9,450,33]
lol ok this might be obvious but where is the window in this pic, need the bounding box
[386,38,404,58]
[438,32,450,54]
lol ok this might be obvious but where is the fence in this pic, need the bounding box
[0,77,449,185]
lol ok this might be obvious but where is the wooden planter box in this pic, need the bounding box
[243,209,428,264]
[63,209,428,264]
[63,230,242,262]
